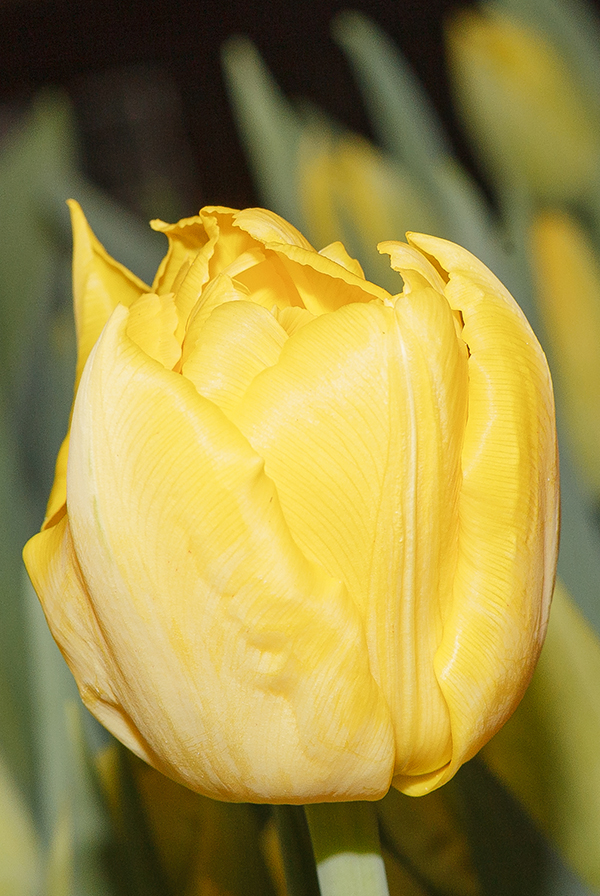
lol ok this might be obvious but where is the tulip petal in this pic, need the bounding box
[64,303,394,802]
[233,290,469,782]
[182,300,287,416]
[265,242,391,313]
[43,433,69,529]
[398,233,558,795]
[275,305,316,336]
[183,272,250,341]
[151,208,264,329]
[222,250,305,311]
[68,200,148,388]
[126,293,181,369]
[44,203,150,530]
[150,214,210,294]
[23,517,160,768]
[379,240,447,294]
[233,207,315,250]
[319,241,366,279]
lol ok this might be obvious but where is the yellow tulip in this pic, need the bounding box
[24,202,558,804]
[446,9,600,200]
[530,208,600,497]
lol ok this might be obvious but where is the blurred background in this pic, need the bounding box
[0,0,468,218]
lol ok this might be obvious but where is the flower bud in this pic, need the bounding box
[24,202,558,803]
[446,10,600,200]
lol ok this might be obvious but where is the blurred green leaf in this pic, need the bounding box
[0,401,36,798]
[24,576,118,895]
[377,787,480,896]
[453,758,594,896]
[330,12,514,284]
[25,573,81,840]
[484,581,600,891]
[331,11,450,170]
[222,35,306,230]
[273,806,321,896]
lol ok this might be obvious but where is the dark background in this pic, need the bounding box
[0,0,476,216]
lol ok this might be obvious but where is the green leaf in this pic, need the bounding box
[331,11,450,171]
[0,403,36,799]
[221,35,306,230]
[453,759,594,896]
[331,12,513,279]
[483,582,600,892]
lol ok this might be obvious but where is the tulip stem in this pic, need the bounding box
[304,802,390,896]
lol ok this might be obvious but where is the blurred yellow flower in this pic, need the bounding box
[446,9,600,200]
[24,202,558,804]
[530,208,600,497]
[298,128,439,292]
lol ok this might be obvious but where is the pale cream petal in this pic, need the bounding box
[68,200,148,389]
[233,291,468,779]
[182,301,287,416]
[66,304,394,802]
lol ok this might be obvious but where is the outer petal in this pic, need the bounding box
[43,434,70,529]
[46,203,149,528]
[68,199,148,389]
[64,304,394,802]
[232,291,468,782]
[400,233,559,794]
[23,517,161,767]
[378,240,447,294]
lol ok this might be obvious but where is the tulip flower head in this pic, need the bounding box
[24,203,558,804]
